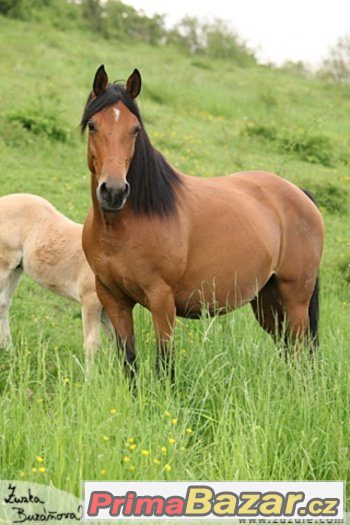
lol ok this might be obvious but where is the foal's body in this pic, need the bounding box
[0,194,110,368]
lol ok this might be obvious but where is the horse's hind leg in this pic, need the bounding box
[250,275,285,339]
[275,276,314,356]
[252,273,317,356]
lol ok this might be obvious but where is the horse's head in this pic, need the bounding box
[82,65,142,213]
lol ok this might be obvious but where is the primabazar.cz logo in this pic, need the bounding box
[84,481,344,521]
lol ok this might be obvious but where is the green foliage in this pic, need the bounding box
[0,0,256,64]
[338,258,350,284]
[320,36,350,83]
[279,132,334,167]
[204,19,255,65]
[168,16,255,65]
[0,0,80,28]
[102,1,166,45]
[242,121,334,167]
[243,121,278,141]
[8,109,71,143]
[307,182,349,215]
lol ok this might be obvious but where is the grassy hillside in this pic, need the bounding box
[0,15,349,502]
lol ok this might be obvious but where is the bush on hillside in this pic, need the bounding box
[168,16,255,65]
[102,1,166,44]
[320,36,350,83]
[279,132,333,167]
[307,182,348,215]
[8,110,71,143]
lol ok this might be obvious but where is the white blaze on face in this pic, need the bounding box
[113,108,120,122]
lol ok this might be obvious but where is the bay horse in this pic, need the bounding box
[0,193,112,372]
[81,65,324,377]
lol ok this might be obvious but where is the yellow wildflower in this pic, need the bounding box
[128,465,136,472]
[161,446,167,455]
[63,377,70,384]
[186,428,193,434]
[129,444,137,451]
[127,437,134,444]
[164,410,171,417]
[123,456,131,463]
[19,471,25,478]
[102,435,110,442]
[168,437,176,445]
[141,450,150,457]
[171,418,178,425]
[110,408,117,415]
[153,458,161,465]
[164,464,172,472]
[38,467,46,474]
[36,456,44,463]
[32,467,37,473]
[100,468,106,476]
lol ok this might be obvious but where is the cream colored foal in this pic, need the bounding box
[0,193,112,372]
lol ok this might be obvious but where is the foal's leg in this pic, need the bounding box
[100,308,115,341]
[81,293,103,374]
[148,285,176,381]
[0,266,22,348]
[95,277,136,374]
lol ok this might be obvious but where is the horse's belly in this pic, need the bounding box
[174,261,273,317]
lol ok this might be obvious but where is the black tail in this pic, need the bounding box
[308,274,319,350]
[302,188,320,352]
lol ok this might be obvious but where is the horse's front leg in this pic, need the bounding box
[95,277,136,375]
[148,285,176,381]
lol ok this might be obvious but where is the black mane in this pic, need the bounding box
[81,83,182,217]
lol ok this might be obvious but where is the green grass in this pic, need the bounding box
[0,14,349,504]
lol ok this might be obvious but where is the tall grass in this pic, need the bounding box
[0,303,349,499]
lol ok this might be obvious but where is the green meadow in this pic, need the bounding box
[0,13,349,504]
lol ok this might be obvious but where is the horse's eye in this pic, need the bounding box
[132,125,141,137]
[88,120,96,132]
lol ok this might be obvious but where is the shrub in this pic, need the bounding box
[308,182,348,215]
[320,36,350,83]
[168,16,256,66]
[242,121,278,142]
[279,132,333,167]
[8,110,71,143]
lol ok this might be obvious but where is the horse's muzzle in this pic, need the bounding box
[97,180,130,212]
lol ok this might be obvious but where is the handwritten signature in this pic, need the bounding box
[3,483,82,523]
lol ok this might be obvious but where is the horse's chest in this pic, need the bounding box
[94,252,146,303]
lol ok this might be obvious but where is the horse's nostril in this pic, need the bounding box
[124,181,130,198]
[99,182,110,200]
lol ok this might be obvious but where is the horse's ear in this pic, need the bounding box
[126,68,141,99]
[93,64,108,97]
